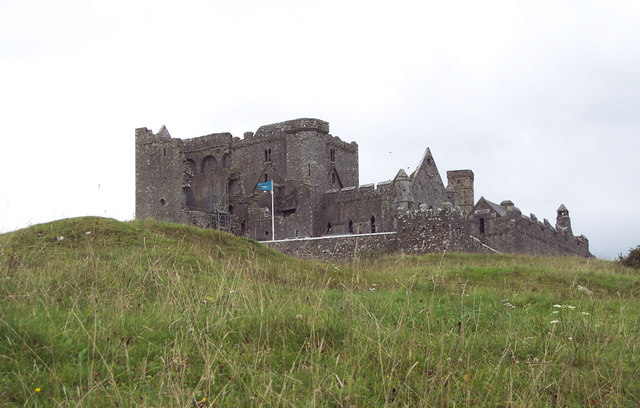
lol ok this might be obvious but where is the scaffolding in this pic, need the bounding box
[210,184,230,231]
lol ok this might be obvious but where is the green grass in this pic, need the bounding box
[1,217,638,407]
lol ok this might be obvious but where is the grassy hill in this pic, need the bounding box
[1,217,638,407]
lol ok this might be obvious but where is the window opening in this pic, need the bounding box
[264,174,268,182]
[163,147,166,156]
[330,148,335,162]
[326,222,332,234]
[268,148,272,162]
[331,172,336,184]
[202,156,217,173]
[308,164,311,176]
[370,216,376,233]
[348,219,353,233]
[479,218,485,234]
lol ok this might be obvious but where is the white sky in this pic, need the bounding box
[1,0,639,259]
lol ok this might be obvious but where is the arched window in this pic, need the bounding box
[479,218,485,234]
[370,216,376,233]
[348,219,353,233]
[222,153,231,169]
[330,148,335,162]
[202,156,217,173]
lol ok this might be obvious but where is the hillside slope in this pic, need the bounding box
[1,217,639,407]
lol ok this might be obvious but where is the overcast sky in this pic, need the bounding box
[1,0,638,259]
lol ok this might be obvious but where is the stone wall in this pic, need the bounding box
[467,206,591,257]
[264,232,397,260]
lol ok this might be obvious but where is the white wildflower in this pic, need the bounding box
[56,236,64,242]
[550,320,559,324]
[566,305,576,310]
[552,311,559,314]
[577,285,593,295]
[553,304,562,308]
[581,312,590,316]
[85,231,91,235]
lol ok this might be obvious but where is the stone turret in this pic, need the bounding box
[393,169,414,211]
[555,204,572,234]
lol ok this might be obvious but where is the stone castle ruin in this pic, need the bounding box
[136,118,591,259]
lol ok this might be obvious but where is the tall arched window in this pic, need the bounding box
[202,156,217,173]
[370,216,376,233]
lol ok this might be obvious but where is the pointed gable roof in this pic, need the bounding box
[472,196,507,217]
[411,147,436,181]
[394,168,409,181]
[157,125,171,139]
[408,147,449,208]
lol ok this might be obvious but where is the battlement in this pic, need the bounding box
[254,118,329,138]
[182,132,233,152]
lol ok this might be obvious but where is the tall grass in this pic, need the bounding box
[1,217,638,406]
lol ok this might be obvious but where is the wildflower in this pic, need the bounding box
[296,314,303,320]
[201,397,206,402]
[577,285,593,295]
[85,231,91,235]
[229,290,236,294]
[553,304,562,308]
[581,312,590,315]
[35,388,41,393]
[206,296,215,303]
[552,311,559,314]
[550,320,559,324]
[566,305,576,310]
[56,236,64,242]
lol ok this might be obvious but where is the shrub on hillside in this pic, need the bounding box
[618,245,640,269]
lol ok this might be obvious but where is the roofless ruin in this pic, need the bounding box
[136,118,590,259]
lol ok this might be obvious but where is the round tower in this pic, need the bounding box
[393,169,414,211]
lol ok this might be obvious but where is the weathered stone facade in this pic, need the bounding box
[136,118,591,258]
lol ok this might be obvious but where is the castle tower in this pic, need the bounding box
[446,170,474,213]
[135,126,186,223]
[393,169,414,211]
[555,204,572,234]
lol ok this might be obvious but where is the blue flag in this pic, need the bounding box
[258,180,272,191]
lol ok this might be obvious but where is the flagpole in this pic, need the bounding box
[270,180,275,241]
